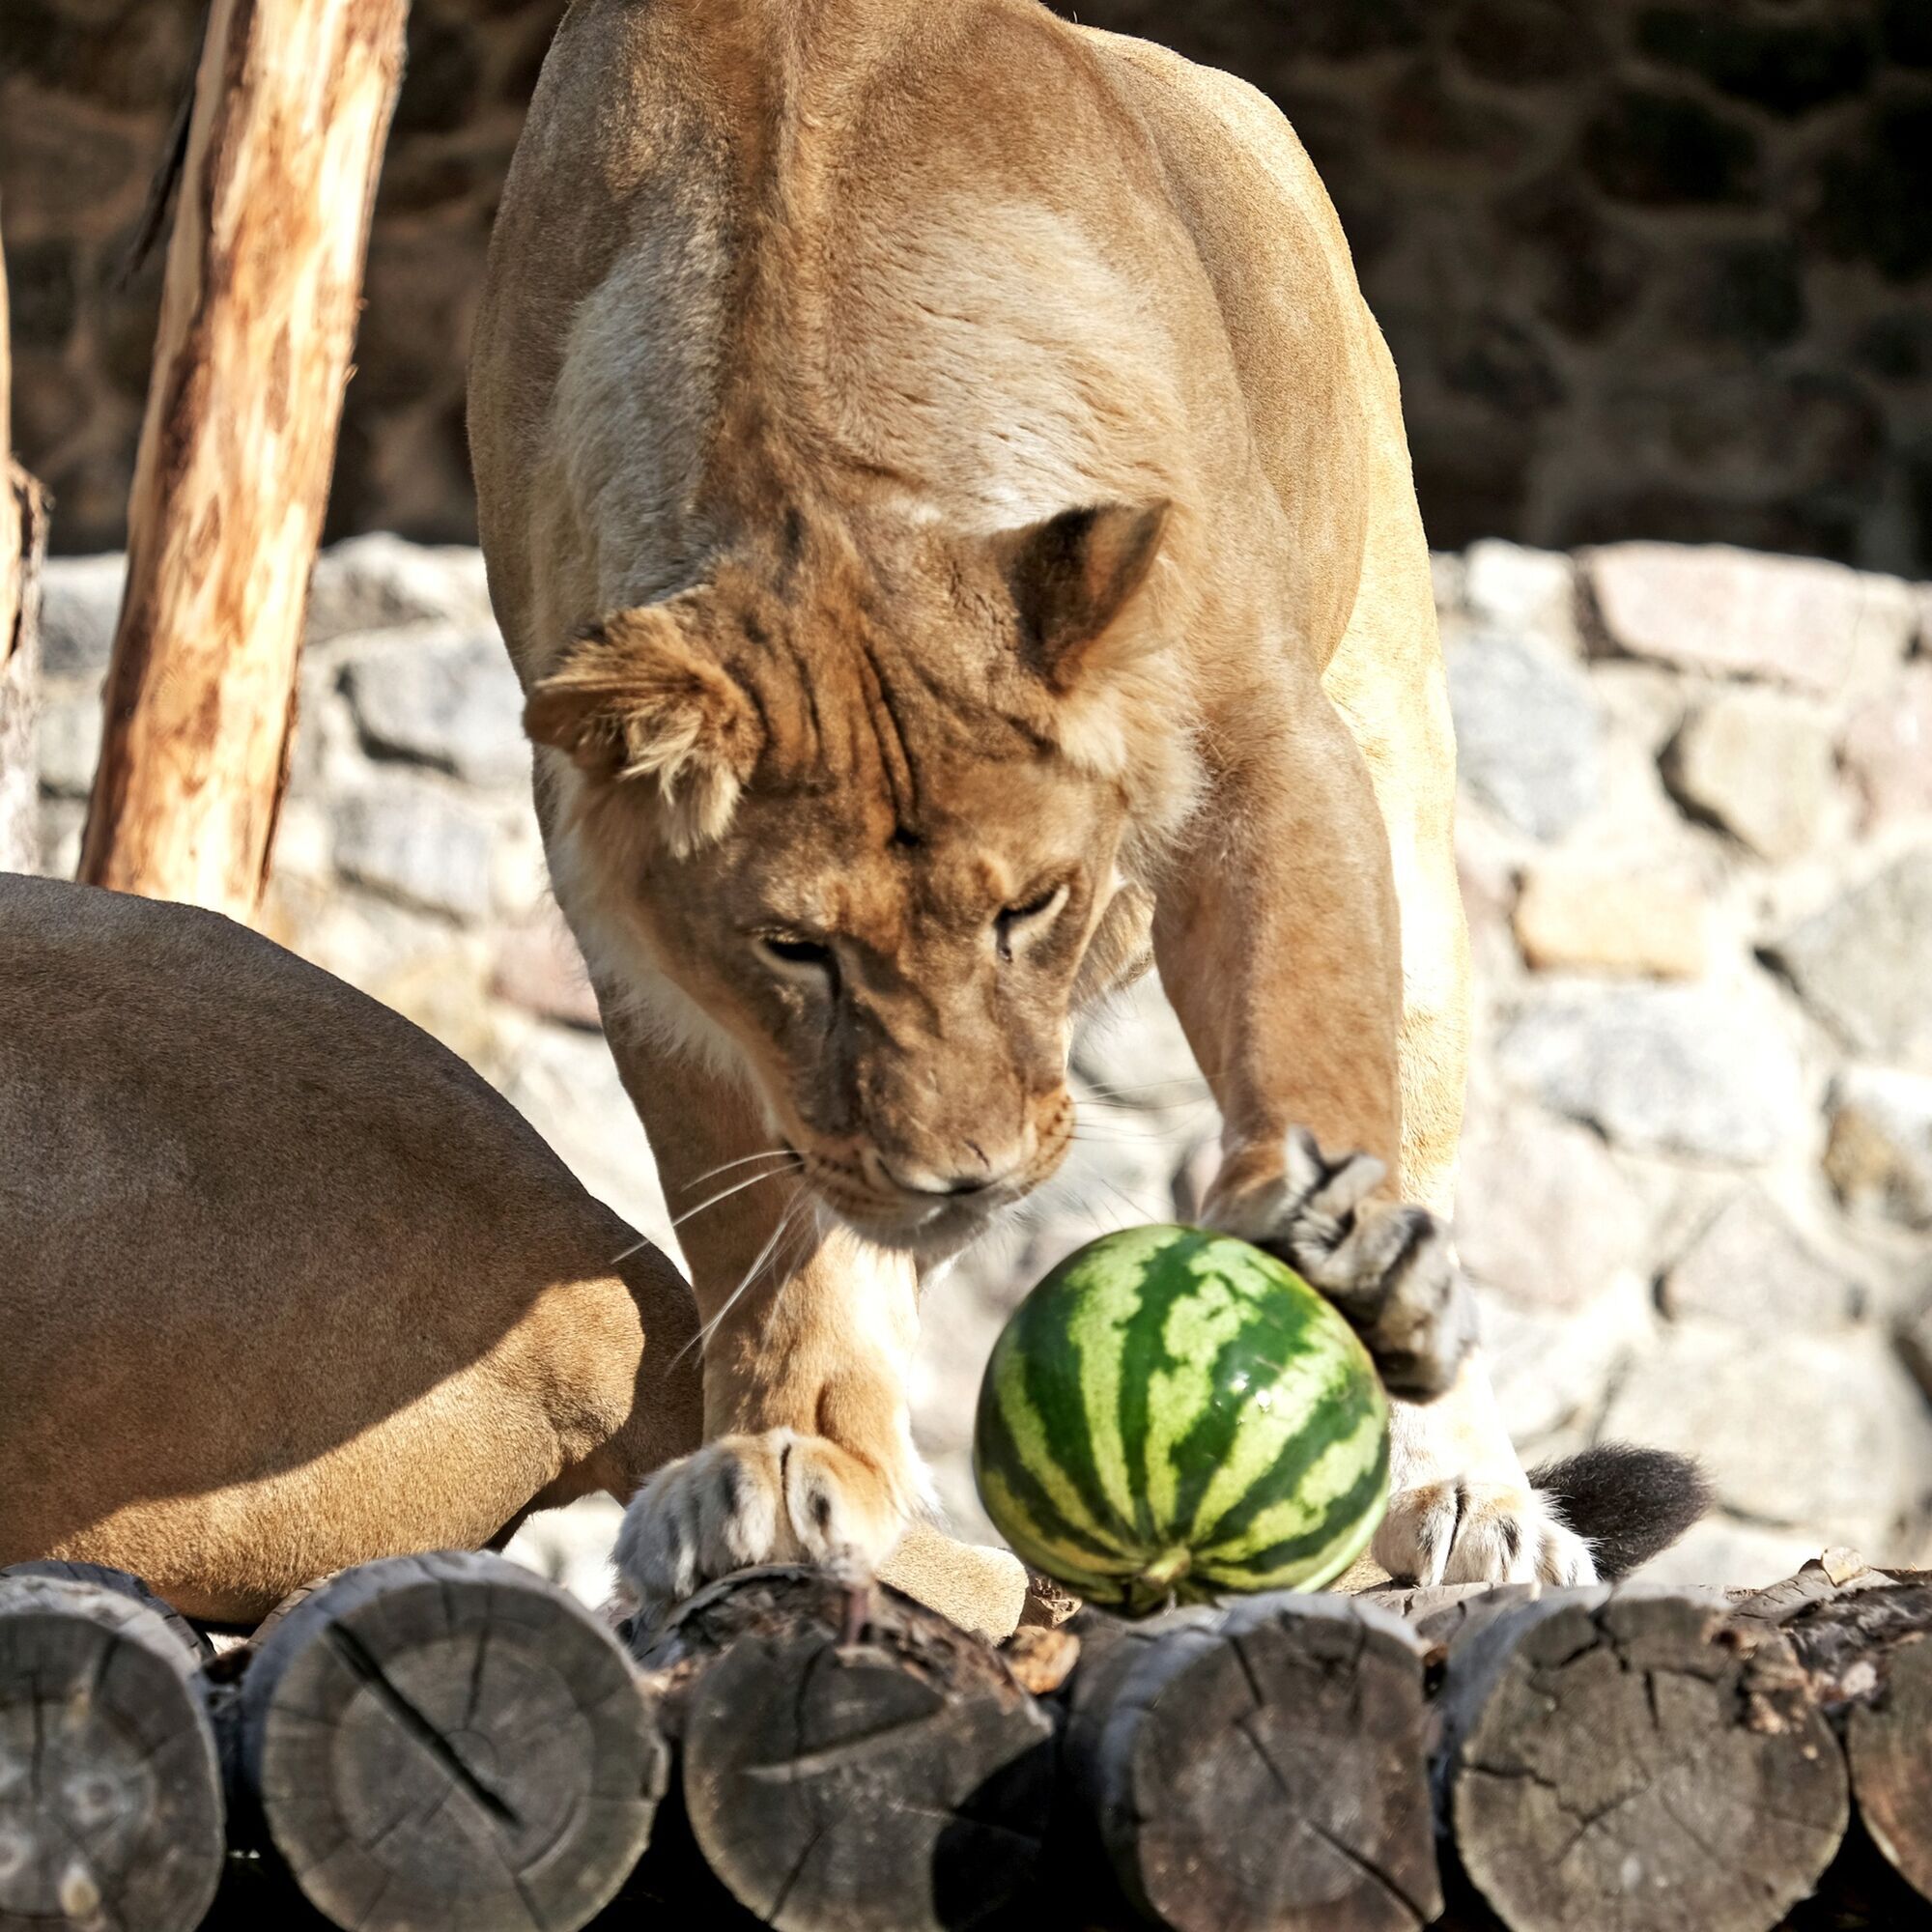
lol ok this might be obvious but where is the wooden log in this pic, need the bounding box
[238,1551,663,1932]
[637,1565,1056,1932]
[1,1558,213,1663]
[1062,1593,1442,1932]
[1723,1559,1932,1908]
[77,0,407,917]
[1435,1586,1849,1932]
[0,218,49,878]
[0,1573,225,1932]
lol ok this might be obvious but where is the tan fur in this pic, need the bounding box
[469,0,1575,1600]
[0,875,703,1623]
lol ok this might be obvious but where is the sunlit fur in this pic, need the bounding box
[469,0,1574,1608]
[526,510,1195,1254]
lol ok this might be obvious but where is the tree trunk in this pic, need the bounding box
[0,1572,226,1932]
[236,1551,663,1932]
[77,0,408,917]
[0,218,48,877]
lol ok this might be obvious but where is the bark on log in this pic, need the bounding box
[0,220,48,879]
[1062,1593,1442,1932]
[636,1565,1056,1932]
[1434,1586,1849,1932]
[238,1551,663,1932]
[1722,1560,1932,1908]
[0,1573,225,1932]
[0,1557,213,1662]
[77,0,407,916]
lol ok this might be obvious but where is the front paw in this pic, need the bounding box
[612,1430,906,1616]
[1374,1478,1598,1587]
[1206,1125,1476,1397]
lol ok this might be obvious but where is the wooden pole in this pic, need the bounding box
[0,1572,226,1932]
[77,0,408,916]
[0,211,48,877]
[237,1551,663,1932]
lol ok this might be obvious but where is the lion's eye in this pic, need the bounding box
[995,884,1068,962]
[756,934,836,984]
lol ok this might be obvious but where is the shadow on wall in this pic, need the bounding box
[4,0,1930,569]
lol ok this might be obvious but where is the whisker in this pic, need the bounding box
[1079,1077,1209,1103]
[671,1159,804,1229]
[680,1149,799,1192]
[671,1188,810,1368]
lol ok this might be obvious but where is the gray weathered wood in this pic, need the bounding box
[1847,1630,1932,1907]
[239,1550,662,1932]
[1722,1562,1932,1908]
[1435,1586,1849,1932]
[1063,1592,1441,1932]
[637,1565,1055,1932]
[2,1558,213,1662]
[0,1573,225,1932]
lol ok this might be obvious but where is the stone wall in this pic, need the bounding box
[27,534,1932,1599]
[7,0,1932,570]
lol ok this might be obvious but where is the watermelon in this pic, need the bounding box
[973,1224,1389,1614]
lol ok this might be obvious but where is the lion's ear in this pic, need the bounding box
[525,605,763,854]
[991,500,1170,694]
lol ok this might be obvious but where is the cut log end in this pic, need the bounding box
[655,1568,1055,1932]
[1847,1621,1932,1904]
[240,1550,663,1932]
[1067,1595,1442,1932]
[0,1574,225,1932]
[1443,1590,1849,1932]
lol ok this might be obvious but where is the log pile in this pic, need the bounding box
[2,1550,1928,1932]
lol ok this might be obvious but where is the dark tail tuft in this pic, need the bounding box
[1529,1443,1713,1581]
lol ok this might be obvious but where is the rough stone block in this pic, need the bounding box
[1480,1273,1656,1445]
[1585,543,1917,692]
[1767,850,1932,1065]
[1598,1322,1932,1551]
[1823,1066,1932,1233]
[1463,538,1579,649]
[1496,984,1805,1162]
[306,532,496,644]
[1512,862,1709,978]
[1662,687,1838,859]
[1447,627,1604,838]
[1841,664,1932,832]
[1455,1112,1651,1311]
[1898,1298,1932,1407]
[340,622,529,787]
[35,687,103,800]
[1659,1190,1862,1328]
[330,778,498,922]
[38,554,126,678]
[492,910,602,1031]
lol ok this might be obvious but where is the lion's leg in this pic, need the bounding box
[1153,687,1592,1586]
[1376,762,1593,1586]
[596,1015,923,1612]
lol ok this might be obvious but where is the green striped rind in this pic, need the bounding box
[973,1225,1389,1612]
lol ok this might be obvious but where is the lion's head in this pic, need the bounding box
[526,499,1189,1254]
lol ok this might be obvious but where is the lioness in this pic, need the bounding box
[470,0,1698,1609]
